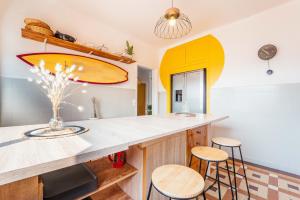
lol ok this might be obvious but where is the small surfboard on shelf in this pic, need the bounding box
[17,53,128,84]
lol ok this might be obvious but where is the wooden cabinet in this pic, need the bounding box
[189,126,207,146]
[0,176,42,200]
[187,125,208,177]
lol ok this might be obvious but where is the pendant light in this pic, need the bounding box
[154,0,192,39]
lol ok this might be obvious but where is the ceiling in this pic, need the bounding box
[60,0,291,48]
[0,0,291,48]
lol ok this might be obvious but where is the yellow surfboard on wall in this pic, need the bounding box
[17,53,128,84]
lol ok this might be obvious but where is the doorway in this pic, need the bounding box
[137,66,152,115]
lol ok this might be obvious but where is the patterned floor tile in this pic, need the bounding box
[246,169,269,184]
[204,179,229,199]
[240,178,268,199]
[278,178,300,195]
[278,191,300,200]
[194,160,300,200]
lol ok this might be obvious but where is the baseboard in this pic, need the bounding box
[229,157,300,179]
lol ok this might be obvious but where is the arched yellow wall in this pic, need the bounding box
[160,34,225,113]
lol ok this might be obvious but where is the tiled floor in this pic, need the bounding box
[200,160,300,200]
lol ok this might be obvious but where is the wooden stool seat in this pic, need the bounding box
[191,146,228,162]
[212,137,241,147]
[151,164,205,199]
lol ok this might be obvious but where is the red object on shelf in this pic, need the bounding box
[108,151,126,168]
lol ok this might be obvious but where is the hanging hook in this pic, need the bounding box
[171,0,174,8]
[266,60,273,75]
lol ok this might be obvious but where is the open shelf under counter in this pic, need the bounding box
[90,184,132,200]
[78,157,138,199]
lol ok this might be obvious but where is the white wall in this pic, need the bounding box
[213,0,300,88]
[158,0,300,175]
[211,83,300,175]
[211,0,300,175]
[0,0,160,125]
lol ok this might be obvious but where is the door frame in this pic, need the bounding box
[137,66,153,116]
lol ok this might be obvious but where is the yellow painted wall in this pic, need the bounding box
[160,34,225,113]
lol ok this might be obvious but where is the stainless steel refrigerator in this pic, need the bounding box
[171,69,206,113]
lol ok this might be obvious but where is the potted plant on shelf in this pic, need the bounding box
[124,40,134,59]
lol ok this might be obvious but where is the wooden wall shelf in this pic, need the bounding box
[21,29,136,64]
[78,158,138,199]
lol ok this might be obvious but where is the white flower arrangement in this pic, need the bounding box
[27,60,87,130]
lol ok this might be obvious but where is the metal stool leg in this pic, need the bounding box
[216,162,222,200]
[203,160,210,200]
[239,146,250,199]
[147,181,152,200]
[203,192,206,200]
[204,161,210,180]
[231,147,238,200]
[226,160,235,200]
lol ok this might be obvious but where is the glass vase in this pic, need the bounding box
[49,104,63,131]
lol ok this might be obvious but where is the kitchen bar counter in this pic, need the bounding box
[0,114,227,199]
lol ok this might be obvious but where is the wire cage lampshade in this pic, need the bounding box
[154,1,192,39]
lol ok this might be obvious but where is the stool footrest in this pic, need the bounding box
[206,176,237,190]
[203,179,218,193]
[219,166,246,177]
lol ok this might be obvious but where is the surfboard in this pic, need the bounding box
[17,53,128,84]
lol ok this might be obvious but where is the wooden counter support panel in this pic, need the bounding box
[0,176,41,200]
[142,131,187,200]
[118,146,144,200]
[187,125,208,177]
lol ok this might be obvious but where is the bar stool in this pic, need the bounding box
[189,146,234,200]
[147,164,205,200]
[212,137,250,199]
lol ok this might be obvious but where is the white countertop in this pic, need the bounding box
[0,114,227,185]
